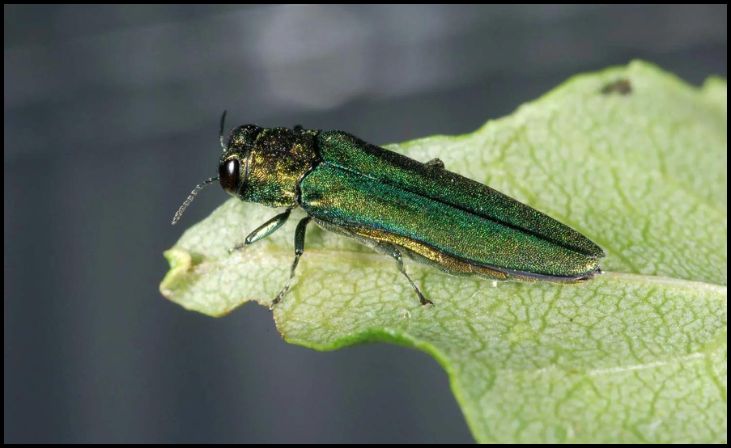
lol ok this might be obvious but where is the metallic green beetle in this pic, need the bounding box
[173,113,605,306]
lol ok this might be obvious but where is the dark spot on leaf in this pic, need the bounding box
[601,79,632,95]
[189,251,207,267]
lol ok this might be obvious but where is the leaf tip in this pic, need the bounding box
[160,248,194,300]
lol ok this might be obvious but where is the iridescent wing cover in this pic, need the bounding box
[298,131,604,281]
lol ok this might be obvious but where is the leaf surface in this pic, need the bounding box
[161,61,727,443]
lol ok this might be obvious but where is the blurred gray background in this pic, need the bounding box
[4,5,727,443]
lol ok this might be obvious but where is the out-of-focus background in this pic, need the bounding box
[4,5,727,443]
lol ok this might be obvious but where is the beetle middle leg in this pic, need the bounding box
[379,243,433,306]
[229,208,292,253]
[271,216,312,309]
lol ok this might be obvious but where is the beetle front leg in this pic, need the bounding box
[271,216,312,309]
[229,208,292,253]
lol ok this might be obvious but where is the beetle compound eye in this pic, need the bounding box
[219,158,240,194]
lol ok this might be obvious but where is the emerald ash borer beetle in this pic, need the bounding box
[173,112,605,307]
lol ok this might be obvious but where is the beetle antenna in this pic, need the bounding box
[171,176,219,225]
[219,110,228,151]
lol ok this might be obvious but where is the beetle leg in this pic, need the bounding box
[229,208,293,253]
[271,216,312,309]
[381,244,433,306]
[425,158,445,169]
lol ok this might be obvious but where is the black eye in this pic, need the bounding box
[219,158,240,194]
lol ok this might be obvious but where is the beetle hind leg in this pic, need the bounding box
[425,158,445,169]
[380,244,433,306]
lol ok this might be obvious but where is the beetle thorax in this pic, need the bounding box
[238,127,320,207]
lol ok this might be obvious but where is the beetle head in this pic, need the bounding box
[219,123,319,208]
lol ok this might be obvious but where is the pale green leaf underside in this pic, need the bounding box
[161,61,727,443]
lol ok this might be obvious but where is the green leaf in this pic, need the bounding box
[160,61,727,443]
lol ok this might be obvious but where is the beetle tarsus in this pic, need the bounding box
[270,289,285,310]
[228,243,245,254]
